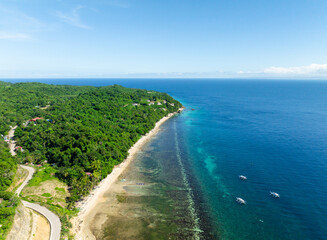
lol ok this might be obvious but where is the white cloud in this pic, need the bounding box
[263,64,327,75]
[0,5,45,41]
[56,6,91,29]
[0,32,30,40]
[0,6,43,30]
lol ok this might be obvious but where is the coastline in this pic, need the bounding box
[71,107,184,240]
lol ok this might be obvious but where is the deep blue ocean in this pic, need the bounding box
[8,79,327,239]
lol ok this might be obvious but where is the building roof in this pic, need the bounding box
[29,117,43,121]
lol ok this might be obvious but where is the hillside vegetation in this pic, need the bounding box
[0,81,181,205]
[0,81,95,134]
[0,140,18,239]
[0,81,181,237]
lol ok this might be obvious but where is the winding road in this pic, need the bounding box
[14,165,35,196]
[22,201,61,240]
[9,126,61,240]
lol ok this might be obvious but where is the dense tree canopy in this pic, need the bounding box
[0,81,94,134]
[0,191,19,239]
[0,81,182,207]
[0,140,16,191]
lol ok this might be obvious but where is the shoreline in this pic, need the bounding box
[71,107,184,239]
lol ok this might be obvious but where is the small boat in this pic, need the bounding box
[236,197,246,204]
[270,192,280,198]
[239,175,247,180]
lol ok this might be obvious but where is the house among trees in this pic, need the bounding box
[29,117,43,122]
[15,146,24,152]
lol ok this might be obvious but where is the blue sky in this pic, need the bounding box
[0,0,327,78]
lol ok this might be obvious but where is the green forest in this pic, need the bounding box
[0,81,182,207]
[0,140,18,238]
[0,81,94,134]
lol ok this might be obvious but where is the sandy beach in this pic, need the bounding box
[71,108,183,240]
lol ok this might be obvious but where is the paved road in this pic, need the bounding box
[9,126,61,240]
[15,165,35,196]
[22,201,61,240]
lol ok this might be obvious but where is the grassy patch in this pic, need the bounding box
[27,165,56,187]
[41,192,52,197]
[22,179,69,207]
[55,187,65,192]
[21,174,74,239]
[22,166,70,209]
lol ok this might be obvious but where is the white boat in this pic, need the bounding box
[270,192,280,198]
[239,175,247,180]
[236,197,246,204]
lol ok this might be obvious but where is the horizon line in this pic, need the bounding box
[1,77,327,81]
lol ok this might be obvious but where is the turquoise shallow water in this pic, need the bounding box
[9,79,327,239]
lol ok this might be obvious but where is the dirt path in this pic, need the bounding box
[8,126,17,156]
